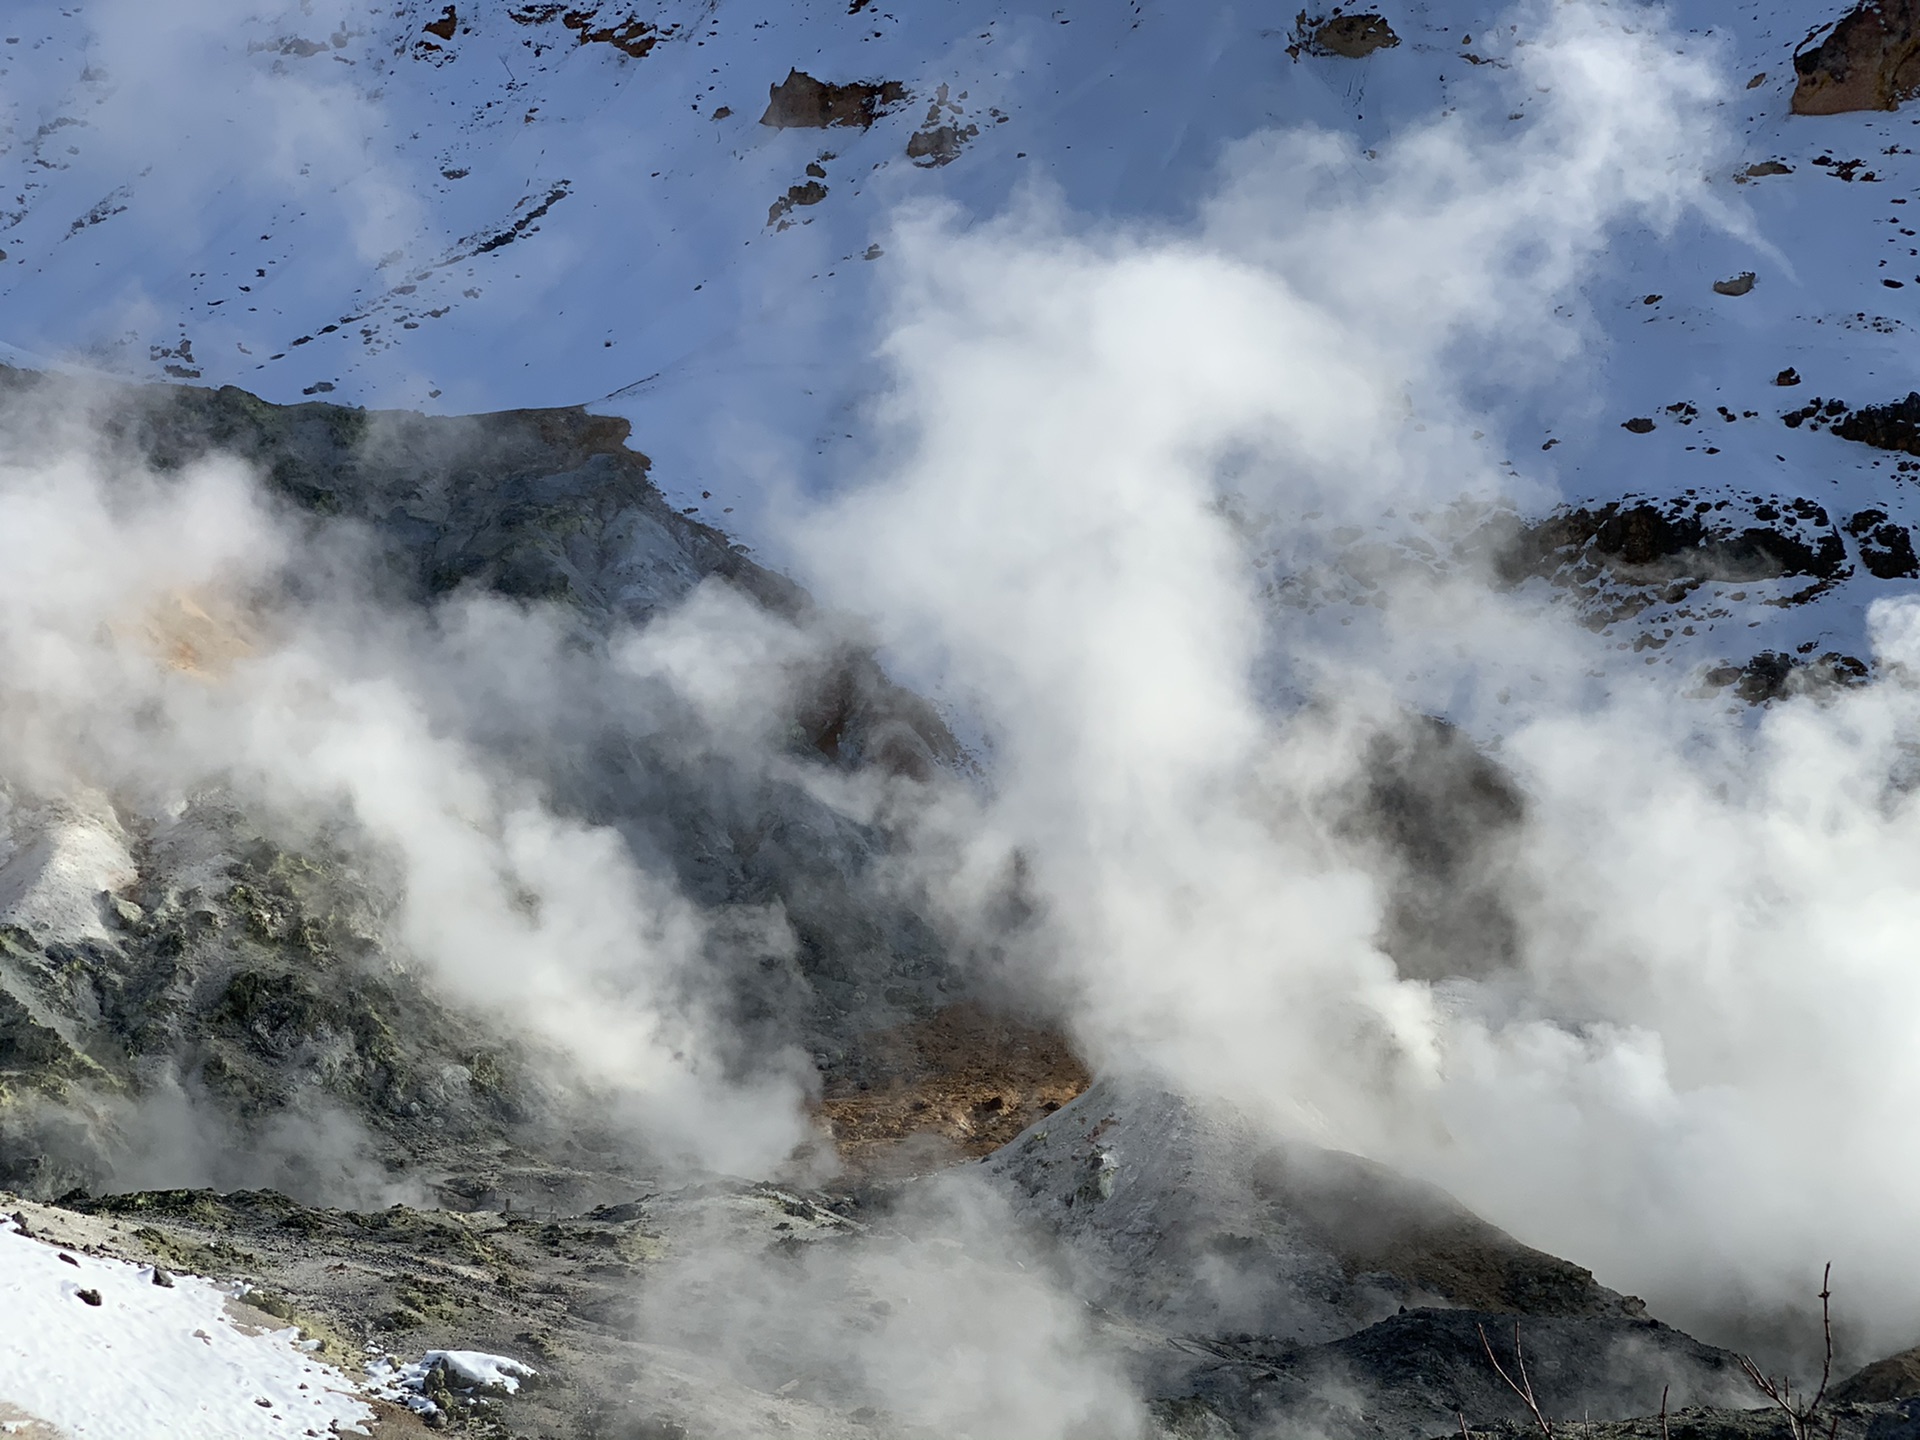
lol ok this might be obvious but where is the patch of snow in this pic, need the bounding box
[0,1218,374,1439]
[366,1348,536,1422]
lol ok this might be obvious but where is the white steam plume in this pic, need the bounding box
[785,0,1920,1360]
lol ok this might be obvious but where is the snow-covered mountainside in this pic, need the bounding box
[2,0,1918,685]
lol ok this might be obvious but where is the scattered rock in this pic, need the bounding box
[57,1253,78,1267]
[423,6,457,41]
[1623,417,1657,433]
[766,180,828,227]
[76,1288,100,1306]
[525,7,670,58]
[1776,366,1803,385]
[1713,271,1757,296]
[758,70,908,129]
[1792,0,1920,115]
[150,1265,174,1287]
[1746,159,1794,176]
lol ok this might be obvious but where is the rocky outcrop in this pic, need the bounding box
[0,369,966,1202]
[1290,11,1401,59]
[1792,1,1920,115]
[1831,390,1920,455]
[757,70,908,130]
[1493,496,1849,607]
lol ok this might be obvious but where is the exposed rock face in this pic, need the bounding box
[1848,508,1920,578]
[1295,12,1402,59]
[1495,497,1849,599]
[0,369,965,1202]
[757,70,909,130]
[1792,1,1920,115]
[1832,390,1920,455]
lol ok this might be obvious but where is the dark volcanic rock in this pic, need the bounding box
[1793,1,1920,115]
[1833,391,1920,455]
[1497,499,1847,593]
[1191,1308,1744,1440]
[1848,509,1920,578]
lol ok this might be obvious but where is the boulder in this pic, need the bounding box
[1793,1,1920,115]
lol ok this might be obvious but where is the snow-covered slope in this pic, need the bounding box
[0,1214,371,1439]
[2,0,1918,684]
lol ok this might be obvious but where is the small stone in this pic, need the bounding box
[151,1266,175,1288]
[1713,271,1757,297]
[1775,367,1802,386]
[58,1253,80,1267]
[1622,417,1656,433]
[10,1211,30,1237]
[76,1288,102,1306]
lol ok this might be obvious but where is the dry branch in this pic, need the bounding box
[1736,1263,1839,1440]
[1479,1321,1556,1440]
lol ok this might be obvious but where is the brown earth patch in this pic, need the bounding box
[562,8,666,59]
[819,1004,1090,1177]
[759,70,909,129]
[1793,0,1920,115]
[423,6,457,41]
[1289,11,1401,59]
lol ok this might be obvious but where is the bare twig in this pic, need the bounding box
[1458,1409,1473,1440]
[1736,1263,1836,1440]
[1660,1383,1670,1440]
[1479,1321,1556,1440]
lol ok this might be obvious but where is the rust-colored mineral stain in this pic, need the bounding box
[817,1003,1090,1177]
